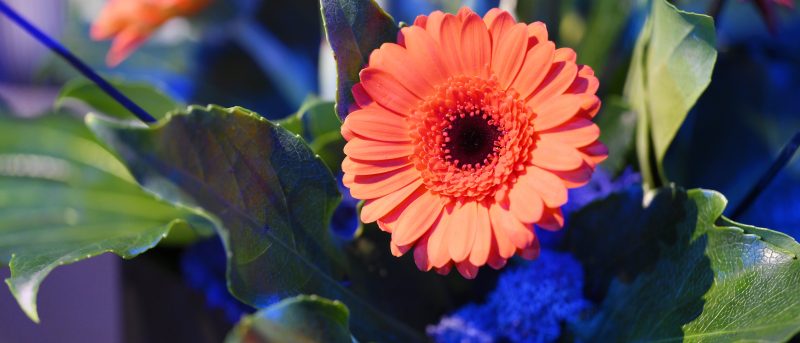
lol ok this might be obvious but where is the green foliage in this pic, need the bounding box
[569,187,800,341]
[278,97,345,173]
[625,0,717,188]
[87,105,422,342]
[0,113,210,322]
[595,96,637,175]
[56,78,183,120]
[320,0,398,119]
[226,295,354,343]
[575,0,635,73]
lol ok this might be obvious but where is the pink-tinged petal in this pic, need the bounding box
[490,207,517,259]
[456,261,479,279]
[489,203,535,250]
[508,179,545,223]
[521,165,568,208]
[483,8,515,30]
[580,141,609,167]
[459,12,492,77]
[428,203,455,268]
[468,203,492,266]
[447,201,478,262]
[360,179,423,222]
[341,124,356,141]
[487,254,507,270]
[348,165,421,199]
[413,14,428,28]
[359,68,421,115]
[393,191,444,246]
[530,138,584,171]
[368,43,436,99]
[435,263,452,276]
[545,164,594,188]
[527,22,548,48]
[520,237,541,259]
[538,118,601,148]
[351,83,374,108]
[342,156,411,176]
[390,241,412,257]
[456,7,473,20]
[413,231,433,271]
[491,23,528,90]
[510,41,555,99]
[537,207,564,231]
[567,65,599,95]
[532,94,596,131]
[343,137,413,160]
[345,107,411,142]
[107,28,151,67]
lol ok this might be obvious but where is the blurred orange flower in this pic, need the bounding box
[90,0,211,66]
[341,7,606,278]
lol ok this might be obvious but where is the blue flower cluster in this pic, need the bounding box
[427,250,590,343]
[180,237,255,323]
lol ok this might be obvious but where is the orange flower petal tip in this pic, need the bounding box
[90,0,212,67]
[341,7,607,279]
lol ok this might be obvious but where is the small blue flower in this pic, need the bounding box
[428,250,590,343]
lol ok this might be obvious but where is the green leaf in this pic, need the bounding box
[624,0,717,188]
[569,187,800,341]
[0,113,210,323]
[226,295,354,343]
[56,78,183,120]
[87,105,422,342]
[575,0,634,74]
[278,97,345,173]
[320,0,398,120]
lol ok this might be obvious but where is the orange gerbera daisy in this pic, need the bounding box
[91,0,211,67]
[341,7,607,278]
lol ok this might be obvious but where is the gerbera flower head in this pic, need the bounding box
[341,7,607,278]
[90,0,211,66]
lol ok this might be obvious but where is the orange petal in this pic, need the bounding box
[393,191,444,246]
[537,207,564,231]
[491,23,528,90]
[538,118,601,148]
[456,260,479,279]
[345,107,410,142]
[459,12,492,77]
[490,207,517,259]
[468,203,492,267]
[427,204,454,268]
[351,83,373,108]
[397,26,449,89]
[483,8,515,30]
[413,14,428,29]
[508,178,545,223]
[438,14,465,76]
[435,263,452,276]
[447,201,478,262]
[546,164,594,188]
[342,156,411,176]
[530,138,584,171]
[423,10,447,43]
[359,68,420,115]
[521,165,568,208]
[413,231,433,271]
[368,43,436,99]
[579,141,609,167]
[567,65,599,95]
[390,241,412,257]
[510,41,555,99]
[107,27,151,67]
[343,137,413,160]
[527,54,579,107]
[532,94,595,131]
[348,165,421,199]
[360,179,423,222]
[527,22,548,48]
[489,203,535,250]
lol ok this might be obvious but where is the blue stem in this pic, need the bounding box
[0,1,156,123]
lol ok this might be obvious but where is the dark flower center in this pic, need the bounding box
[444,114,502,168]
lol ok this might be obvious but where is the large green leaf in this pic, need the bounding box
[55,78,183,120]
[320,0,398,120]
[569,187,800,341]
[278,97,345,173]
[0,113,210,322]
[625,0,717,188]
[226,295,354,343]
[87,105,422,341]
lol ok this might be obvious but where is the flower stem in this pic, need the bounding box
[0,1,156,123]
[731,131,800,219]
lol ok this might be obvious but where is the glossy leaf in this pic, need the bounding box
[625,0,717,188]
[0,113,209,322]
[226,295,353,343]
[569,187,800,341]
[87,105,422,341]
[56,78,183,120]
[320,0,398,120]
